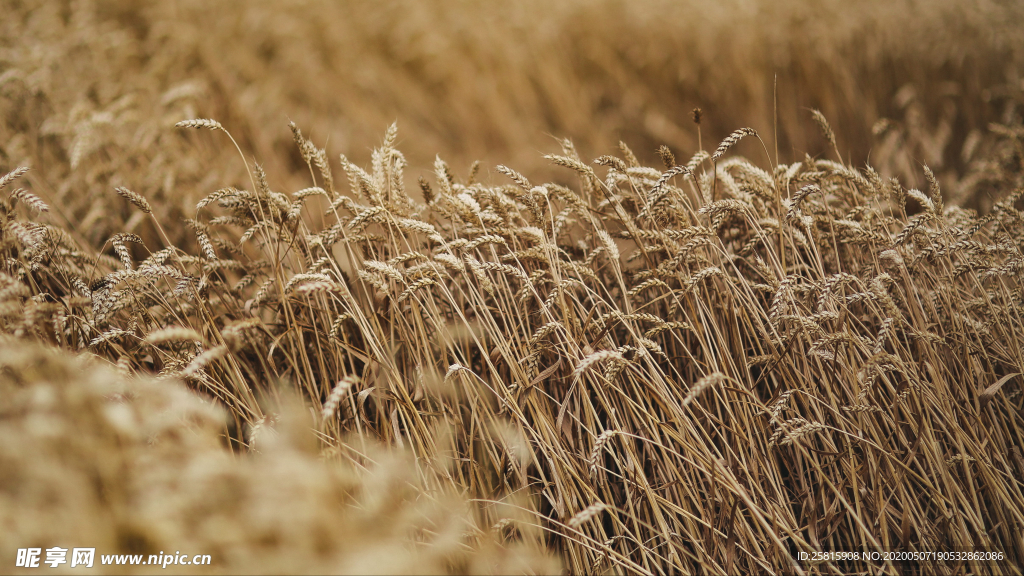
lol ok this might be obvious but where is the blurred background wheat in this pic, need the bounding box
[2,1,1024,574]
[4,0,1023,245]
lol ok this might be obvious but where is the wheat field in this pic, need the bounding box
[3,1,1024,574]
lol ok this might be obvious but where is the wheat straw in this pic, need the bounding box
[322,375,360,421]
[145,327,204,345]
[568,503,608,529]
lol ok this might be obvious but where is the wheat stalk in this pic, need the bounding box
[175,118,223,131]
[568,502,608,529]
[322,375,360,421]
[114,187,152,214]
[682,372,725,407]
[588,430,620,476]
[145,327,204,345]
[573,350,624,382]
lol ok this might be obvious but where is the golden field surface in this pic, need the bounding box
[2,1,1024,574]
